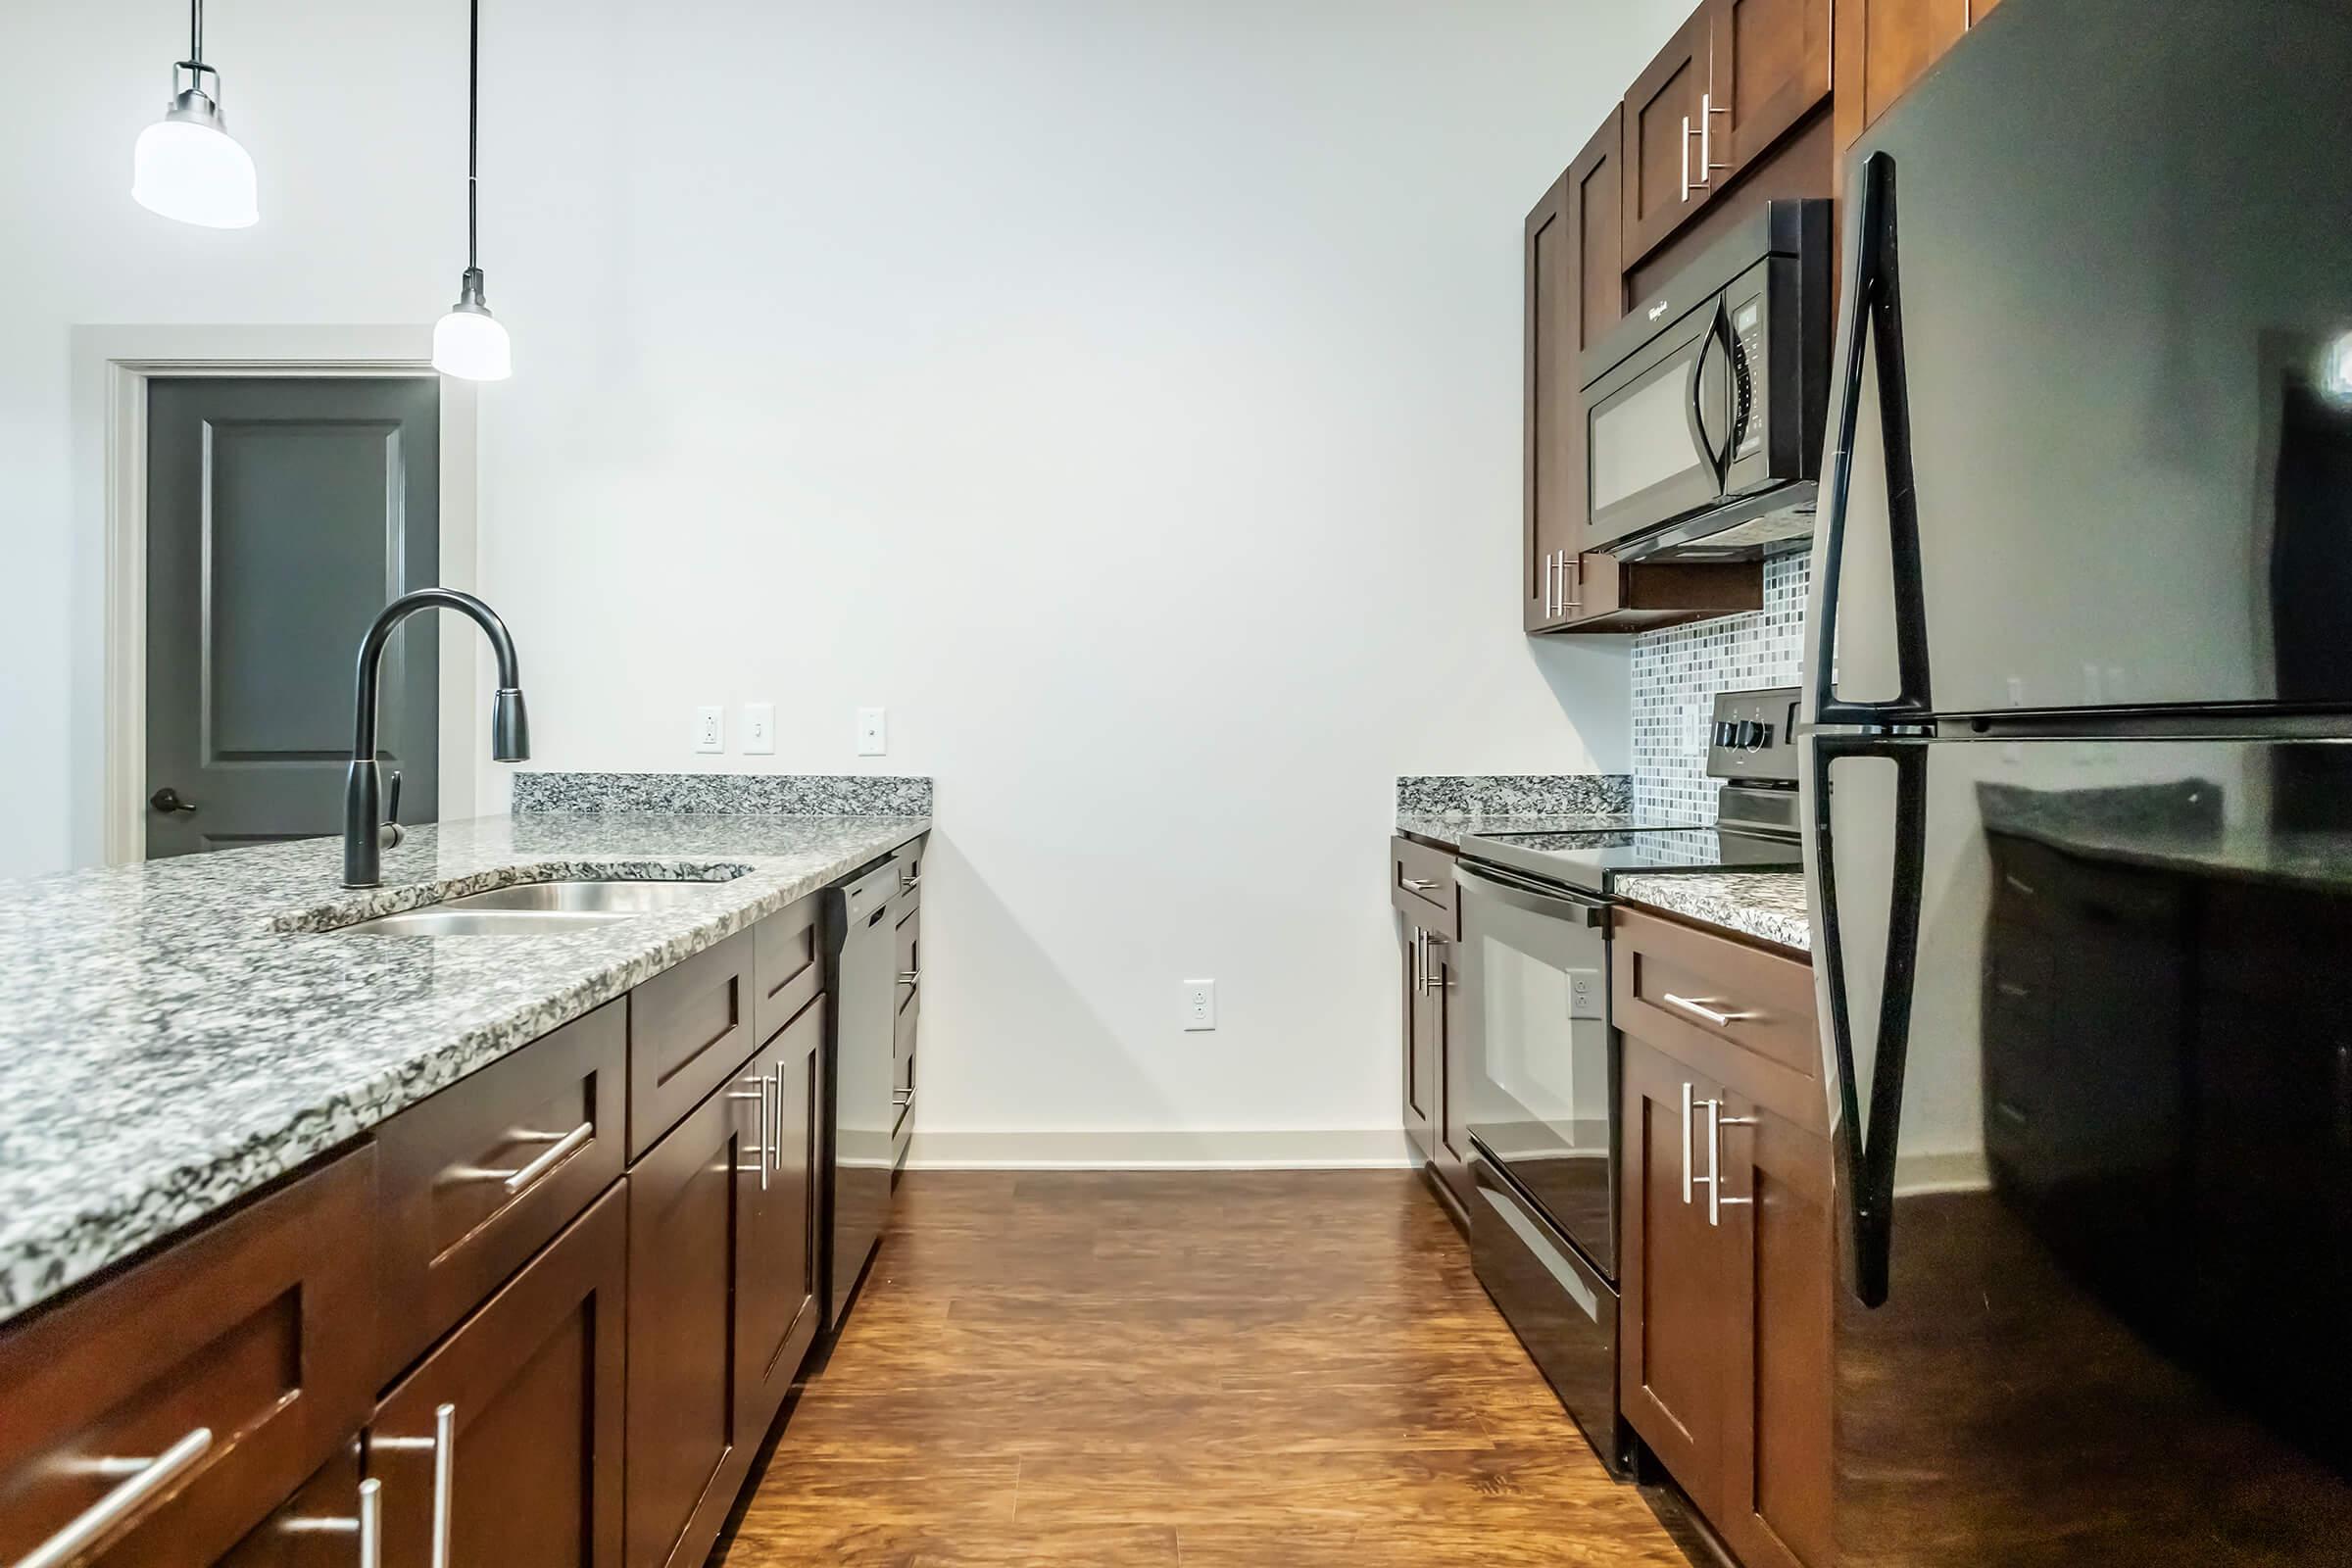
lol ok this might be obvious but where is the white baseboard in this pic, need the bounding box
[903,1128,1420,1170]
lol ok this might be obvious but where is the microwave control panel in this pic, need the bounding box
[1731,291,1766,462]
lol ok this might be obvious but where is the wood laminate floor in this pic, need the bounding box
[717,1169,1692,1567]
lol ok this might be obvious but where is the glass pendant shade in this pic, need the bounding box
[2325,328,2352,407]
[432,272,512,380]
[132,88,257,228]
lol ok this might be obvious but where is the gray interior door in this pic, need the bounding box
[145,376,440,858]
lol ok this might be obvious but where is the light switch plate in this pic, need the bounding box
[857,707,887,757]
[694,706,725,754]
[1182,979,1217,1031]
[743,703,775,755]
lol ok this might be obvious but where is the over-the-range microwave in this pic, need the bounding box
[1582,199,1833,561]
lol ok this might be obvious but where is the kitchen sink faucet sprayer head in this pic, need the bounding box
[345,588,528,887]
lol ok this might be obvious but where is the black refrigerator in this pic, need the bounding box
[1800,0,2352,1561]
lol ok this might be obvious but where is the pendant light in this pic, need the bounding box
[131,0,259,228]
[432,0,513,381]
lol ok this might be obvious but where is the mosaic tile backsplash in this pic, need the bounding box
[1631,551,1811,823]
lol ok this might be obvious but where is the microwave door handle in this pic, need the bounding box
[1686,305,1729,487]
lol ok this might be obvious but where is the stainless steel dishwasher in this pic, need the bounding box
[823,857,900,1328]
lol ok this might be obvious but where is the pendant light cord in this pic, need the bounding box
[190,0,204,66]
[466,0,481,274]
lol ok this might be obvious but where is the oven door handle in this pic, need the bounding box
[1454,865,1608,927]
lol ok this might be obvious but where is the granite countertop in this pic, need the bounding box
[1395,811,1645,851]
[1614,871,1811,954]
[0,809,928,1326]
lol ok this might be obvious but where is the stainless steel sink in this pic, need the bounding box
[335,878,729,936]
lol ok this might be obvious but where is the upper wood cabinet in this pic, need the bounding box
[1711,0,1833,173]
[1623,8,1717,264]
[1525,110,1627,632]
[1833,0,2002,162]
[1625,0,1833,266]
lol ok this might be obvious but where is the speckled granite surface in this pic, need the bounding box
[0,810,927,1326]
[1396,775,1633,817]
[1396,812,1649,851]
[513,770,932,815]
[1615,871,1811,954]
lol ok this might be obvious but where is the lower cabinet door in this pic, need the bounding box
[626,1065,766,1568]
[1716,1093,1835,1568]
[1425,932,1472,1208]
[213,1441,369,1568]
[739,995,827,1435]
[1399,927,1437,1163]
[1619,1037,1730,1508]
[368,1182,626,1568]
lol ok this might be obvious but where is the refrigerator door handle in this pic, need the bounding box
[1809,731,1930,1308]
[1812,150,1934,728]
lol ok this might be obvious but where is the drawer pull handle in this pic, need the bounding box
[471,1121,595,1197]
[1662,993,1751,1029]
[281,1476,382,1568]
[897,970,920,986]
[900,873,921,891]
[374,1404,456,1568]
[17,1427,214,1568]
[1400,877,1442,892]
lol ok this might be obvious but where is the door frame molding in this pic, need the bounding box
[75,326,480,865]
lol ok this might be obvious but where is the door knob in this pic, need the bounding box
[149,786,197,814]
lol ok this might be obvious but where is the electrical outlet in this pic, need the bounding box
[694,706,725,754]
[1566,967,1602,1021]
[857,707,887,757]
[1182,979,1217,1032]
[743,703,775,755]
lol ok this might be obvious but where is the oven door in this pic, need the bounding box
[1585,295,1733,552]
[1453,862,1617,1277]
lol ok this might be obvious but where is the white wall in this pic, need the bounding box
[9,0,1691,1162]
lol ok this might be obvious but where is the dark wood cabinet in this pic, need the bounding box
[1552,553,1763,634]
[1716,1092,1835,1568]
[739,994,827,1435]
[1708,0,1833,177]
[1623,7,1717,264]
[0,1149,377,1568]
[1621,1041,1730,1505]
[1832,0,2002,167]
[212,1443,368,1568]
[1616,913,1830,1568]
[368,1181,627,1568]
[1399,920,1438,1164]
[624,1059,766,1568]
[374,999,626,1384]
[628,927,757,1159]
[1390,835,1458,1191]
[1526,110,1630,632]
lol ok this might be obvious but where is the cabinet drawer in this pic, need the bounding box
[629,929,757,1160]
[0,1147,376,1568]
[890,838,924,913]
[1614,907,1824,1136]
[374,1000,626,1383]
[1390,835,1458,934]
[213,1441,367,1568]
[754,895,823,1047]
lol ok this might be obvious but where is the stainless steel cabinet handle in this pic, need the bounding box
[1662,992,1751,1028]
[1706,1099,1758,1227]
[729,1075,769,1191]
[900,872,921,892]
[1411,928,1428,997]
[898,970,920,985]
[1562,555,1581,611]
[371,1404,455,1568]
[1679,1082,1695,1204]
[1681,115,1693,200]
[893,1089,914,1105]
[496,1121,593,1196]
[16,1427,214,1568]
[1698,92,1728,184]
[1400,877,1441,893]
[281,1476,382,1568]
